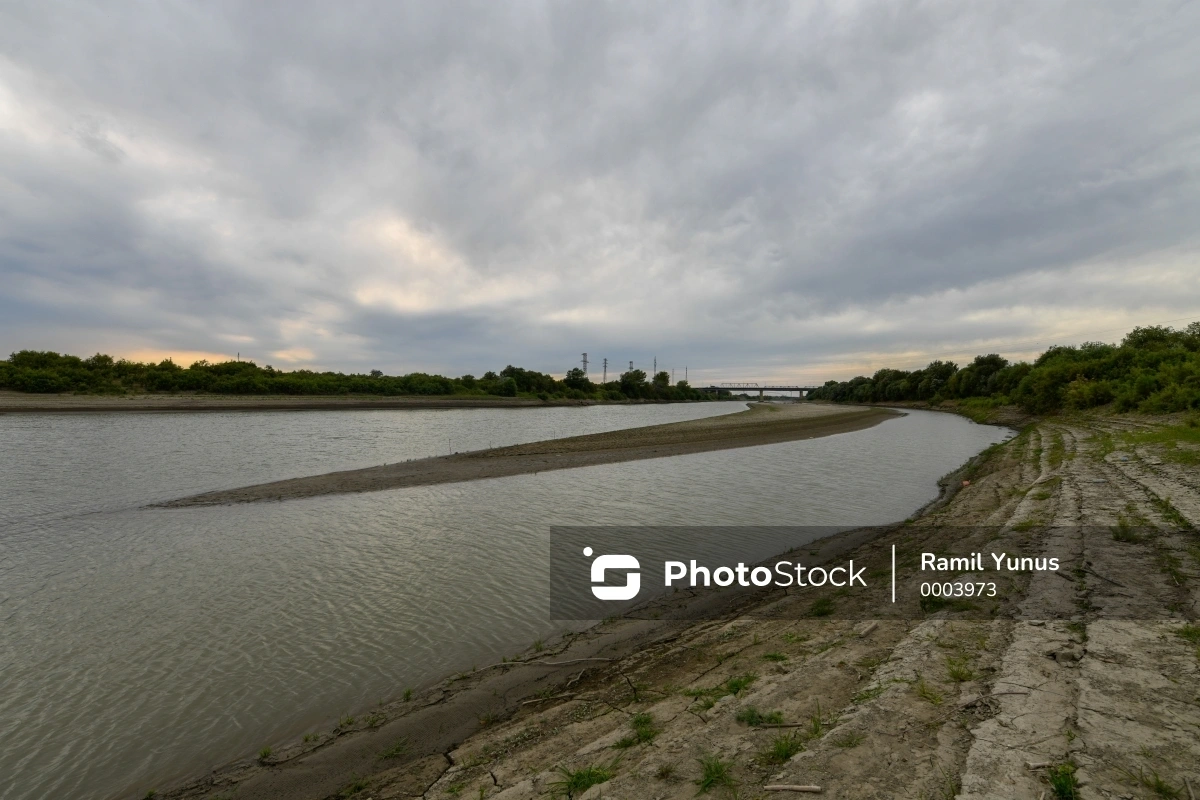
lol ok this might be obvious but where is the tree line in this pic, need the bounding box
[806,324,1200,414]
[0,351,713,403]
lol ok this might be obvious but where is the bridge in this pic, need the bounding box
[700,382,821,400]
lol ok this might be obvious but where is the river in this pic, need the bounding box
[0,403,1011,799]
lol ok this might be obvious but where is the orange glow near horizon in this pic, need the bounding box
[118,349,239,367]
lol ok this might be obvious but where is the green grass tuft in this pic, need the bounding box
[945,655,977,682]
[549,760,617,798]
[1176,624,1200,644]
[694,754,735,794]
[1046,762,1079,799]
[377,737,409,760]
[614,712,658,748]
[735,705,783,726]
[759,732,805,765]
[809,597,835,617]
[915,676,944,706]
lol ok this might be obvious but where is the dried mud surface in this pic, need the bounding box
[156,412,1200,800]
[157,404,896,507]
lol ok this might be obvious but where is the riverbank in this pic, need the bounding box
[157,404,897,507]
[0,390,615,413]
[153,410,1200,800]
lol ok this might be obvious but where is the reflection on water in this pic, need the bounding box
[0,404,1010,799]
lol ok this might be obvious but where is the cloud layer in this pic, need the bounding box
[2,1,1198,382]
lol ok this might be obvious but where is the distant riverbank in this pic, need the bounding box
[0,391,687,413]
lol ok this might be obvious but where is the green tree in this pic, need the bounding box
[619,369,648,397]
[562,367,593,392]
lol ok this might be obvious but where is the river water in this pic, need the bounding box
[0,403,1010,799]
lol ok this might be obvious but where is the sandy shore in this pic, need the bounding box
[0,390,590,413]
[157,403,898,507]
[152,410,1200,800]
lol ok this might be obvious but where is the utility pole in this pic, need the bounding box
[653,356,657,375]
[581,353,588,375]
[602,358,608,383]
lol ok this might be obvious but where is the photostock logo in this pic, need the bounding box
[584,546,640,600]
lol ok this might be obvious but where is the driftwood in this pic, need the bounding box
[764,786,822,793]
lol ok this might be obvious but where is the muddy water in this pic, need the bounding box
[0,404,1010,799]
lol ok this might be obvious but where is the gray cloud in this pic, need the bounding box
[1,1,1198,381]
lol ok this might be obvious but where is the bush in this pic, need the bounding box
[806,324,1200,415]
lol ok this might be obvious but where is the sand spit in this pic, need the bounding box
[157,404,897,507]
[152,410,1200,800]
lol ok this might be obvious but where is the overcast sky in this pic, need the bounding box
[2,2,1198,382]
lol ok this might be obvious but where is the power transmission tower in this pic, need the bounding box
[629,361,634,372]
[653,356,657,375]
[581,353,588,375]
[602,358,607,383]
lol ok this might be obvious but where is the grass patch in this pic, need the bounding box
[1118,766,1184,799]
[1124,424,1200,467]
[780,632,809,644]
[762,651,788,662]
[614,712,658,748]
[377,738,409,760]
[758,732,805,765]
[806,699,831,738]
[1176,624,1200,644]
[257,746,272,762]
[695,754,735,794]
[1046,762,1079,799]
[915,676,944,706]
[338,714,355,728]
[1112,518,1146,543]
[809,597,835,617]
[655,762,677,782]
[832,731,864,748]
[735,706,783,727]
[340,776,371,797]
[1048,431,1066,468]
[549,760,617,798]
[945,655,977,682]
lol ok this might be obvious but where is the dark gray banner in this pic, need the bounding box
[549,526,1196,621]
